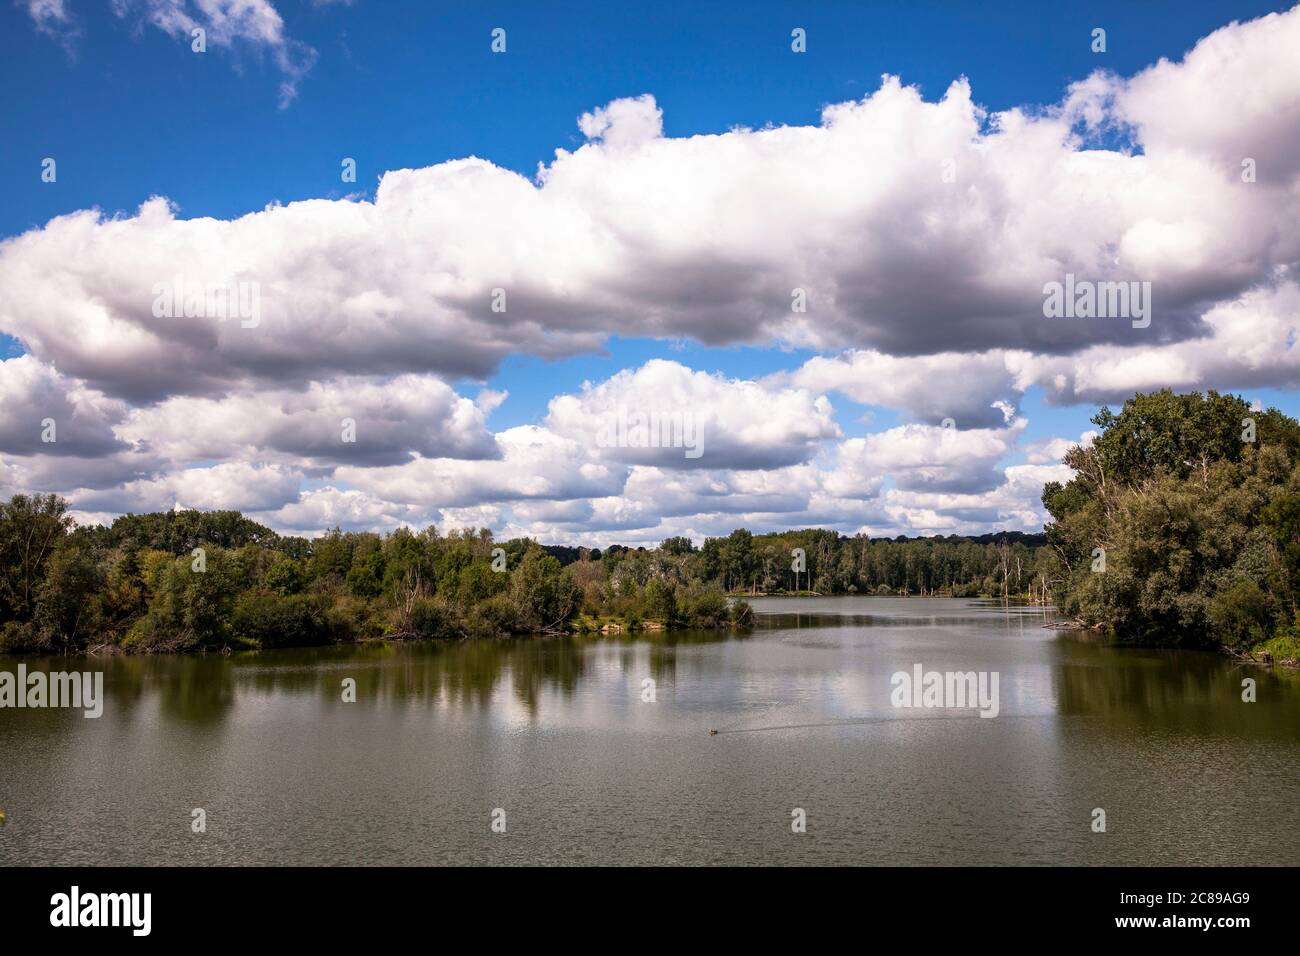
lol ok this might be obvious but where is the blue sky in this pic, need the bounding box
[2,1,1299,542]
[3,0,1291,238]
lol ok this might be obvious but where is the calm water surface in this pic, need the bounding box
[2,597,1297,865]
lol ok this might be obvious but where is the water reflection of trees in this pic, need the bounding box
[1051,639,1300,739]
[76,633,744,723]
[79,654,238,726]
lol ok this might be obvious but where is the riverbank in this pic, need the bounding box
[729,589,1049,602]
[570,614,750,635]
[1043,618,1300,668]
[1,598,755,656]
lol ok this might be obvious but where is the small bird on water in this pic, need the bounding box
[708,729,718,736]
[0,808,7,826]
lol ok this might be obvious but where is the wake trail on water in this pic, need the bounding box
[710,713,1054,735]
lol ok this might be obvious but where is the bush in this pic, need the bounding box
[0,620,36,652]
[230,592,331,649]
[1207,579,1277,651]
[324,592,383,642]
[468,594,518,637]
[680,587,729,627]
[579,579,607,616]
[405,596,457,640]
[1258,632,1300,662]
[729,598,753,626]
[642,578,677,624]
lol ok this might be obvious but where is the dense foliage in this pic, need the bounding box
[0,497,1046,653]
[0,504,753,653]
[1043,390,1300,660]
[596,529,1048,600]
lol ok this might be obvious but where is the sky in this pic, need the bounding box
[1,0,1298,545]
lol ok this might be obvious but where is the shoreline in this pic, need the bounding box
[1,616,752,658]
[4,600,1297,669]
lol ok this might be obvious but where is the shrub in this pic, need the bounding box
[1207,579,1277,651]
[0,620,36,652]
[230,592,331,648]
[325,592,382,642]
[729,598,753,626]
[680,587,729,627]
[468,594,518,637]
[642,578,677,624]
[405,596,457,640]
[1258,631,1300,662]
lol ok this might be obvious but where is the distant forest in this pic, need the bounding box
[548,529,1046,596]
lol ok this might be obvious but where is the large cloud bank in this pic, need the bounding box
[2,6,1298,542]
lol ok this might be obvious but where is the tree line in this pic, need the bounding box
[0,496,1046,654]
[0,502,755,653]
[599,530,1048,600]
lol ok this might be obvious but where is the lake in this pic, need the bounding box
[2,596,1297,865]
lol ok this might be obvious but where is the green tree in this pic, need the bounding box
[32,535,105,650]
[127,549,241,650]
[509,549,581,632]
[642,577,677,623]
[1263,494,1300,616]
[660,536,695,556]
[264,556,305,595]
[1046,391,1300,650]
[0,493,73,624]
